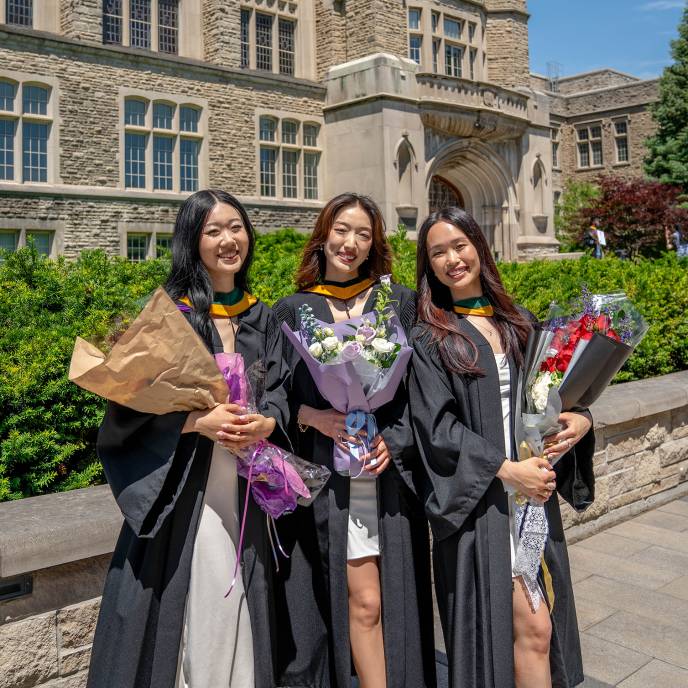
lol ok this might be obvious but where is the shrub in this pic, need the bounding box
[0,232,686,500]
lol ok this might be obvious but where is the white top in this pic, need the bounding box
[495,353,519,573]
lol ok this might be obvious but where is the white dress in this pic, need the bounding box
[495,353,520,575]
[176,443,255,687]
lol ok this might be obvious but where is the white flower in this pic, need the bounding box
[531,372,553,414]
[380,274,391,286]
[308,342,323,358]
[371,338,395,354]
[322,336,340,352]
[323,327,335,338]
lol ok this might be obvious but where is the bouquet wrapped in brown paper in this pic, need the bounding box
[69,287,228,414]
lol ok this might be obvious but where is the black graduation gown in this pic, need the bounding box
[87,301,291,688]
[271,283,436,688]
[408,319,595,688]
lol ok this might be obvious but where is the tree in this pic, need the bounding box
[645,5,688,190]
[554,180,601,250]
[570,176,688,258]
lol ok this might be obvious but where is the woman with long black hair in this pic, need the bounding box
[88,189,291,688]
[409,207,595,688]
[272,193,435,688]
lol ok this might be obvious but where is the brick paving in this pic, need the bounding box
[432,498,688,688]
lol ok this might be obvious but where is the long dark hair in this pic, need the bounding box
[165,189,256,345]
[416,207,532,376]
[295,192,393,290]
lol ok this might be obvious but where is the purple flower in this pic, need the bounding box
[341,341,363,362]
[357,324,376,344]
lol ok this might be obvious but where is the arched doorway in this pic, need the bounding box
[428,175,464,212]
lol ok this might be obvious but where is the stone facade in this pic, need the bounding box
[0,0,566,261]
[530,69,659,200]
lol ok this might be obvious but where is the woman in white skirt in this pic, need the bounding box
[273,193,436,688]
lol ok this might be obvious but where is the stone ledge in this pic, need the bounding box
[0,372,686,577]
[590,371,688,428]
[0,486,121,579]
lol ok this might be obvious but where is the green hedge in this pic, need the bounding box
[0,229,686,500]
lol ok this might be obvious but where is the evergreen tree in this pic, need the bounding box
[645,5,688,190]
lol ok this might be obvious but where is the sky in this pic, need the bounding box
[528,0,685,80]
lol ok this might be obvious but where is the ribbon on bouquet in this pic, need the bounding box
[344,410,378,478]
[225,441,290,598]
[511,441,550,612]
[513,500,549,611]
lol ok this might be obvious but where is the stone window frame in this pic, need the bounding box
[407,2,485,82]
[0,69,60,187]
[408,6,423,65]
[239,1,315,80]
[0,218,65,258]
[612,116,631,167]
[118,221,174,261]
[102,0,184,56]
[255,109,323,202]
[0,0,59,32]
[4,0,32,27]
[576,121,604,170]
[551,126,561,171]
[118,88,207,194]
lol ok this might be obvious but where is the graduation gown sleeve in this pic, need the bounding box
[256,307,292,450]
[97,404,200,538]
[409,328,508,539]
[554,411,595,512]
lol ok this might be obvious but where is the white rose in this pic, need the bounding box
[323,327,335,338]
[380,274,391,286]
[531,372,553,413]
[308,342,323,358]
[322,336,340,352]
[371,338,395,354]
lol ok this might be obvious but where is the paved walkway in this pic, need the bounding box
[573,497,688,687]
[432,497,688,687]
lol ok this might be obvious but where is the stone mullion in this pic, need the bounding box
[249,8,256,70]
[420,3,433,71]
[151,0,159,53]
[122,0,131,47]
[271,13,279,75]
[172,109,180,193]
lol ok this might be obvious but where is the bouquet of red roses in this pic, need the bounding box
[524,288,648,425]
[510,288,647,611]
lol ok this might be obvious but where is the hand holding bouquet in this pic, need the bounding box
[282,276,412,477]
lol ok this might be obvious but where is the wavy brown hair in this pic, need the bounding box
[416,207,532,376]
[295,193,393,290]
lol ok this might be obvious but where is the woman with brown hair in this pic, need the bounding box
[272,193,435,688]
[408,207,595,688]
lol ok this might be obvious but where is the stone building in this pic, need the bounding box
[3,0,653,263]
[530,69,660,208]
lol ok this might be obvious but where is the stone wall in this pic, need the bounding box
[556,109,657,185]
[557,79,659,118]
[0,194,320,258]
[0,27,325,253]
[315,0,347,81]
[561,371,688,537]
[2,371,687,685]
[202,0,241,68]
[555,69,640,96]
[485,11,530,88]
[344,0,407,63]
[59,0,101,43]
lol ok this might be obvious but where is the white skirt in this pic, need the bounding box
[347,478,380,560]
[176,444,254,688]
